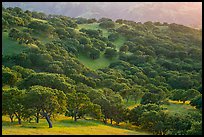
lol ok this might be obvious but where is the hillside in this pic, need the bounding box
[2,6,202,135]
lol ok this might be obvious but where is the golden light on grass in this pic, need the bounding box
[2,115,150,135]
[168,100,190,105]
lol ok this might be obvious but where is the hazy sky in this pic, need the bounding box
[2,2,202,28]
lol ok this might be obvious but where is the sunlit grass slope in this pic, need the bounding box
[113,35,126,50]
[2,21,126,70]
[126,99,197,114]
[31,18,48,23]
[77,23,126,70]
[78,23,110,37]
[2,32,28,56]
[162,100,197,114]
[2,115,150,135]
[77,54,117,70]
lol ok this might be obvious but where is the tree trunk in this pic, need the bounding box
[17,117,21,125]
[183,100,186,104]
[44,112,52,128]
[36,117,39,123]
[103,117,107,124]
[36,112,39,123]
[29,118,32,123]
[110,119,113,125]
[14,113,21,125]
[9,115,14,123]
[74,109,78,122]
[74,115,77,122]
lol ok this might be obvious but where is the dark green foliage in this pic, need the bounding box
[107,42,116,49]
[28,21,54,35]
[78,35,91,45]
[80,28,102,39]
[2,9,29,27]
[98,17,112,23]
[190,95,202,109]
[2,66,21,87]
[31,11,47,20]
[18,73,74,93]
[91,38,107,51]
[66,91,101,121]
[26,85,67,128]
[141,90,166,105]
[92,88,126,125]
[89,48,100,60]
[104,48,118,59]
[99,20,115,29]
[119,45,129,53]
[8,28,36,45]
[166,113,192,135]
[2,88,26,124]
[115,19,123,24]
[69,73,96,88]
[129,104,162,126]
[186,121,202,135]
[139,111,169,135]
[171,89,201,104]
[12,65,35,78]
[108,33,119,41]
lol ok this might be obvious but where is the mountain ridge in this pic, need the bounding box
[2,2,202,29]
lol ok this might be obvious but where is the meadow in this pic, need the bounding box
[77,53,117,70]
[76,23,127,70]
[2,32,28,56]
[2,115,150,135]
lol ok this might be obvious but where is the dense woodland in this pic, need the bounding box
[2,6,202,135]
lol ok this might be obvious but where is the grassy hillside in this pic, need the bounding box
[162,100,198,114]
[78,23,110,38]
[113,35,126,50]
[77,23,126,69]
[78,54,117,70]
[31,18,48,23]
[78,23,124,42]
[2,115,150,135]
[2,21,126,70]
[127,99,197,114]
[2,32,28,56]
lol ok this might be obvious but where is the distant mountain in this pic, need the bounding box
[2,2,202,29]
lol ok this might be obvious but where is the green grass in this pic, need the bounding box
[125,99,197,114]
[125,99,141,110]
[76,23,127,70]
[2,32,29,56]
[31,18,48,23]
[77,23,110,38]
[113,35,126,50]
[2,115,150,135]
[162,100,197,114]
[77,54,117,70]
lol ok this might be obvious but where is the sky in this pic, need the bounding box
[2,2,202,28]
